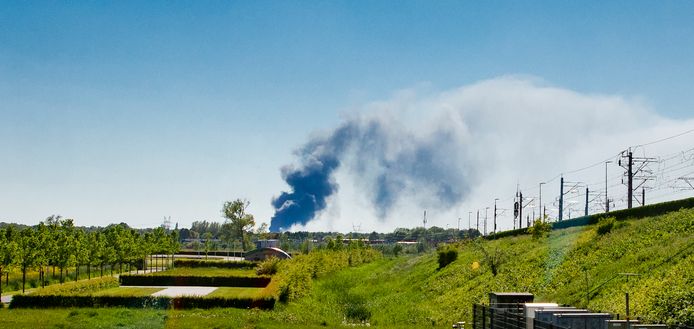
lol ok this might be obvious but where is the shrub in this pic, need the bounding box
[119,275,270,287]
[437,245,458,269]
[9,294,275,310]
[267,247,382,303]
[33,277,119,296]
[528,216,552,239]
[597,217,615,235]
[256,256,280,275]
[172,259,256,269]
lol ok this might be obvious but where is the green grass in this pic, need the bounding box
[146,267,258,277]
[205,287,263,298]
[0,308,167,329]
[91,287,164,297]
[0,208,691,328]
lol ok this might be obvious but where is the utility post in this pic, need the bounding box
[484,207,489,236]
[642,187,645,206]
[493,198,498,235]
[605,161,611,212]
[620,149,655,208]
[468,212,472,234]
[627,150,633,209]
[559,176,564,221]
[619,273,640,329]
[519,191,524,228]
[476,210,479,234]
[585,187,589,217]
[539,182,545,220]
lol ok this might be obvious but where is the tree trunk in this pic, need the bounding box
[100,264,103,277]
[88,265,91,279]
[60,267,63,284]
[0,266,3,298]
[22,265,27,293]
[75,264,79,282]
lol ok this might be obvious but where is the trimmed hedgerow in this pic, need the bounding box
[487,196,694,239]
[173,259,257,269]
[9,294,275,310]
[32,277,119,296]
[119,275,270,287]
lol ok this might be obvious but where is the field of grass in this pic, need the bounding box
[205,287,263,298]
[91,287,164,297]
[0,208,691,328]
[145,267,258,277]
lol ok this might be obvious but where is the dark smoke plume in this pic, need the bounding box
[269,117,470,232]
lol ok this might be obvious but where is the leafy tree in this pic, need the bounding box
[35,223,51,287]
[152,227,167,270]
[15,228,40,293]
[0,227,17,298]
[74,229,89,281]
[474,239,508,276]
[221,199,256,251]
[54,218,77,283]
[203,232,213,259]
[86,231,103,278]
[168,230,180,269]
[528,215,553,239]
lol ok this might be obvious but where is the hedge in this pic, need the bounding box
[554,196,694,229]
[9,295,275,310]
[173,259,257,269]
[177,251,245,257]
[485,196,694,239]
[119,275,271,287]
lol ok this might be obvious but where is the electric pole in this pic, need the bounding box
[476,210,479,234]
[620,148,655,208]
[539,182,545,220]
[519,191,524,228]
[585,187,589,217]
[484,207,489,236]
[605,161,611,212]
[493,198,498,235]
[559,176,564,221]
[627,151,633,209]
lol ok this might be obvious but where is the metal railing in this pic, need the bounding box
[473,304,570,329]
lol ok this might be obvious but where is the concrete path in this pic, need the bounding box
[149,286,218,297]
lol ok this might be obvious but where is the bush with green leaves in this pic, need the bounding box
[596,217,615,235]
[32,277,119,296]
[264,246,382,303]
[437,245,458,269]
[528,216,553,239]
[255,256,280,276]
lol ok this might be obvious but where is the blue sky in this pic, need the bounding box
[2,1,694,229]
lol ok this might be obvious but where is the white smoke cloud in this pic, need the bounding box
[287,76,694,233]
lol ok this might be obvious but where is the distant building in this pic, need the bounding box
[244,247,291,261]
[255,239,279,249]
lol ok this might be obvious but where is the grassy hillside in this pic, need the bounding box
[271,208,693,327]
[0,208,691,328]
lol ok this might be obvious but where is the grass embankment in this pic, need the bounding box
[0,209,691,328]
[274,208,693,327]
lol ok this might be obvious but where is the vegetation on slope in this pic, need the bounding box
[270,208,693,327]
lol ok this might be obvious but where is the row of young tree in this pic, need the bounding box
[0,215,180,296]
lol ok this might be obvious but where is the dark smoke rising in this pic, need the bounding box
[270,116,469,232]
